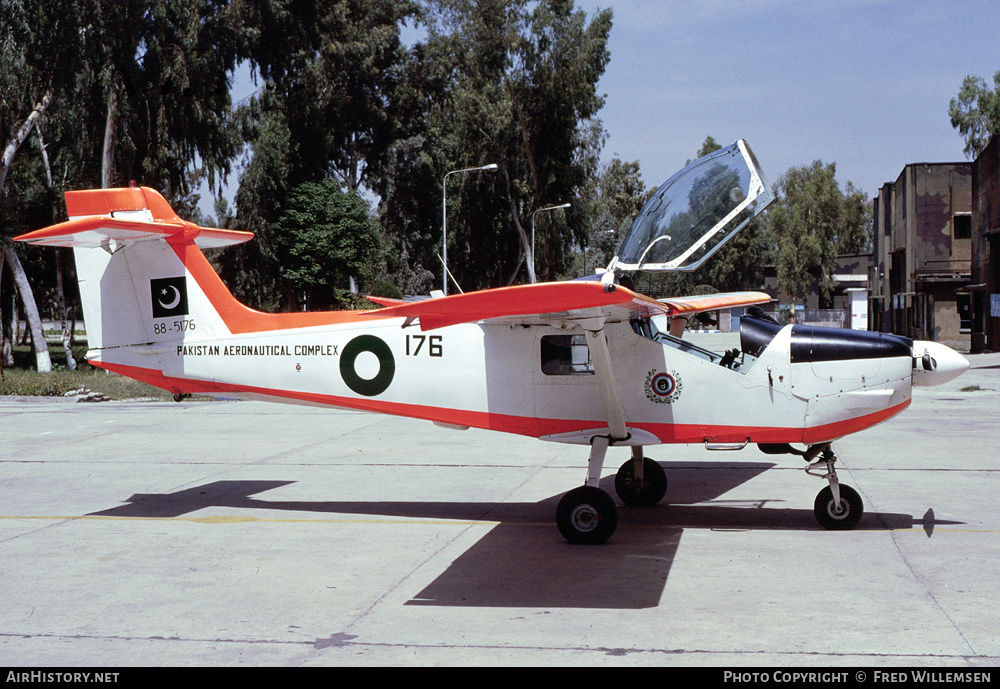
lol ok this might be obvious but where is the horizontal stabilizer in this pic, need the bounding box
[15,216,254,250]
[14,186,253,250]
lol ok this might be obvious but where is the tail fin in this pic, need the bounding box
[15,186,253,352]
[17,186,374,367]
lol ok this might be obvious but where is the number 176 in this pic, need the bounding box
[405,335,442,357]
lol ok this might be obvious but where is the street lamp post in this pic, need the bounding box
[442,163,498,296]
[530,203,571,284]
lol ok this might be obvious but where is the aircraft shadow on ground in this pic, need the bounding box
[86,462,959,610]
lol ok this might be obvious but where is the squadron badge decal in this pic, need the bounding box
[645,369,682,404]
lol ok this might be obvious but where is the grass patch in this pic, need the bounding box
[959,385,983,392]
[0,364,175,400]
[1,339,174,400]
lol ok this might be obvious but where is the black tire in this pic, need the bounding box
[615,457,668,507]
[814,484,864,530]
[556,486,619,545]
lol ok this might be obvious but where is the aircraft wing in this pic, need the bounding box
[364,281,770,331]
[657,292,773,315]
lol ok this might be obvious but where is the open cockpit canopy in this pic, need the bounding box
[609,139,773,273]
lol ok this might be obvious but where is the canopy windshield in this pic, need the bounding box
[611,140,772,272]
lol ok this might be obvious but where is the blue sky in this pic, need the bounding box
[205,0,999,214]
[575,0,999,197]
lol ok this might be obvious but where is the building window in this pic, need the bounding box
[954,214,972,239]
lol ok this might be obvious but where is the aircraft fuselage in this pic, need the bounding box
[94,314,916,450]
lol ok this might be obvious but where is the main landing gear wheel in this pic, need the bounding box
[615,457,667,507]
[814,484,864,530]
[556,486,619,545]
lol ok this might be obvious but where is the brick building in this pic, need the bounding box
[971,135,1000,352]
[870,162,972,344]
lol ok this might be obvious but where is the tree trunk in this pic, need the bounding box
[38,127,76,370]
[102,86,118,188]
[55,250,76,370]
[503,167,534,286]
[3,247,51,373]
[0,90,55,373]
[504,77,539,192]
[0,257,9,369]
[0,89,53,191]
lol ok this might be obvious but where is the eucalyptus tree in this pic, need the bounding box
[949,71,1000,159]
[91,0,243,193]
[2,0,248,369]
[377,0,613,292]
[1,0,93,371]
[225,0,416,308]
[762,161,870,321]
[237,0,417,193]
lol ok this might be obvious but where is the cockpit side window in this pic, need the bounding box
[541,334,594,375]
[630,317,745,371]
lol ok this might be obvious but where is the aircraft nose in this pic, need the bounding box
[911,340,970,387]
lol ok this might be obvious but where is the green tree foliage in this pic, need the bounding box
[222,101,293,309]
[98,0,242,192]
[684,135,720,166]
[1,0,242,368]
[224,0,415,307]
[377,0,613,291]
[238,0,417,192]
[2,0,93,225]
[762,161,871,319]
[949,71,1000,159]
[2,0,245,246]
[271,179,382,310]
[572,156,650,277]
[5,0,617,321]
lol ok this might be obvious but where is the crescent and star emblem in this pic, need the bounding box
[158,285,181,310]
[150,277,188,317]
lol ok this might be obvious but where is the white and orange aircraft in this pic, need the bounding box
[17,140,968,544]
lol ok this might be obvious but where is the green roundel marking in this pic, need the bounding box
[340,335,395,396]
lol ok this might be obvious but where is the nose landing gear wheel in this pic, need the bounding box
[615,457,667,507]
[814,484,864,530]
[556,486,619,545]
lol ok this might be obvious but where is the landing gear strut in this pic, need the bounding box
[805,444,864,530]
[555,441,667,544]
[557,436,618,544]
